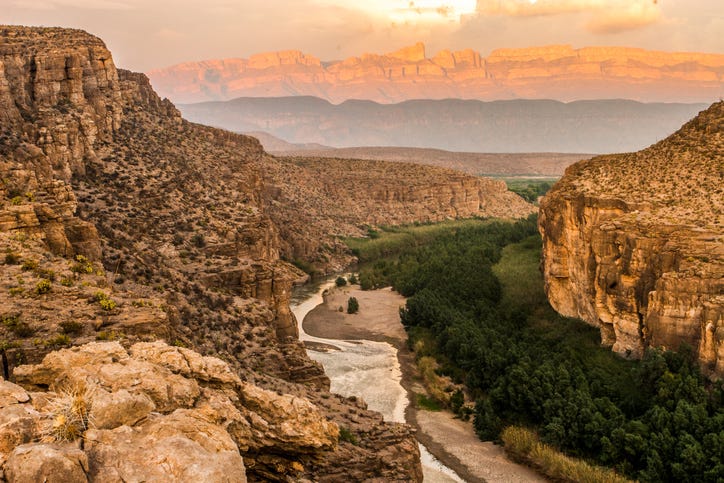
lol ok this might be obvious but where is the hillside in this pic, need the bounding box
[180,96,706,153]
[0,25,432,481]
[539,101,723,376]
[147,43,724,104]
[263,156,534,272]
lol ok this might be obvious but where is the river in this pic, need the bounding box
[290,277,465,482]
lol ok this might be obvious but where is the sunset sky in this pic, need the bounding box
[3,0,723,71]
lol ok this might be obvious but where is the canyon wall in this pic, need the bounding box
[148,42,724,104]
[263,156,535,272]
[0,26,425,481]
[539,102,723,376]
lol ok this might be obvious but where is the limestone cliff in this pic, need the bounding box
[148,42,724,104]
[0,26,423,481]
[539,102,723,377]
[263,156,535,272]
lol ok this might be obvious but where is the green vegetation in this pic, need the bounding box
[35,279,52,294]
[503,178,557,203]
[335,276,347,287]
[348,214,724,482]
[70,255,94,275]
[94,291,117,311]
[416,394,443,411]
[338,426,359,445]
[347,296,359,314]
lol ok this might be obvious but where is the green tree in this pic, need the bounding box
[347,297,359,314]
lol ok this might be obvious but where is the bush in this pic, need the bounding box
[21,259,38,271]
[348,273,359,285]
[4,251,20,265]
[335,276,347,287]
[70,255,93,275]
[59,320,83,335]
[35,279,52,294]
[191,233,206,248]
[347,297,359,314]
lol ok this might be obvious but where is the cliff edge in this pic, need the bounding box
[539,102,723,376]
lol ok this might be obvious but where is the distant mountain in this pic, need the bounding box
[180,97,707,153]
[148,43,724,104]
[250,132,589,176]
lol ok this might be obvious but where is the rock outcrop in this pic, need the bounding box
[539,102,723,376]
[2,340,341,482]
[0,26,423,480]
[148,43,724,104]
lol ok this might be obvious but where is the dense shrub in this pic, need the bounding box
[350,214,723,481]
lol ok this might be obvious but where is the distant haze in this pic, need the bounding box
[179,97,707,154]
[3,1,723,73]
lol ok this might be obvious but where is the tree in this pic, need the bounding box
[347,297,359,314]
[335,276,347,287]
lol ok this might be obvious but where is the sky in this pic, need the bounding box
[3,0,723,72]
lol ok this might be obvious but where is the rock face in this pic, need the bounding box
[3,340,341,482]
[147,43,724,104]
[0,26,424,481]
[539,102,723,376]
[263,156,535,272]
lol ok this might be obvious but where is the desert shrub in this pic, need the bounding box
[21,259,38,271]
[4,251,20,265]
[191,233,206,248]
[70,255,93,275]
[347,297,359,314]
[44,334,71,348]
[59,320,83,335]
[338,426,358,445]
[35,279,52,294]
[335,276,347,287]
[94,291,117,311]
[348,273,359,285]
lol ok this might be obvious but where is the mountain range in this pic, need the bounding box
[148,43,724,105]
[179,97,707,153]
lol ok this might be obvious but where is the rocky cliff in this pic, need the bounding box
[263,156,535,272]
[0,26,424,481]
[148,42,724,104]
[539,102,723,377]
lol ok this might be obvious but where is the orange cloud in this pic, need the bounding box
[475,0,662,32]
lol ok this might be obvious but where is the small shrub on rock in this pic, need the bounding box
[347,297,359,314]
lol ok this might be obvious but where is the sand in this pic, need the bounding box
[303,284,545,483]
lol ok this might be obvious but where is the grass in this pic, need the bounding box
[416,394,443,411]
[501,426,632,483]
[344,218,495,263]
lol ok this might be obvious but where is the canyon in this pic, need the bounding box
[147,42,724,105]
[539,102,723,377]
[0,25,536,481]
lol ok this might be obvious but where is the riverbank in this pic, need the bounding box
[303,284,544,483]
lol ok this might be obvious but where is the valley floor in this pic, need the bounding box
[303,285,543,483]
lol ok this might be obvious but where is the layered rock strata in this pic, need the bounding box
[148,42,724,104]
[539,102,723,376]
[0,26,423,480]
[262,156,535,272]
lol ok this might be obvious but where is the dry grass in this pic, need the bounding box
[501,426,633,483]
[40,385,95,442]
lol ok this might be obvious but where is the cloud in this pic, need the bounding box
[586,3,662,34]
[10,0,133,9]
[475,0,661,32]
